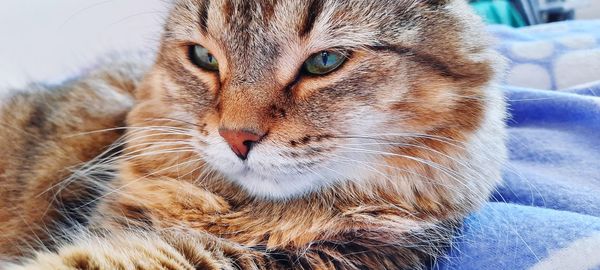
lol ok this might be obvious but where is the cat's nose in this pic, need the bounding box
[218,129,264,160]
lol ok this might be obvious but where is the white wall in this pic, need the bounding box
[0,0,169,89]
[575,1,600,19]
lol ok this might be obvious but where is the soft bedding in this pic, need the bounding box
[439,21,600,270]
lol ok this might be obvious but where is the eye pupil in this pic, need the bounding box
[321,51,329,66]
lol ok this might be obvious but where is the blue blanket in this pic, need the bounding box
[439,21,600,270]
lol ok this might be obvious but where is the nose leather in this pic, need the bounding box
[218,129,263,160]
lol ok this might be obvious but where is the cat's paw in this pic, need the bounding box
[160,229,269,270]
[9,229,271,270]
[9,231,228,270]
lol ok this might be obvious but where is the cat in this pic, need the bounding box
[0,0,506,269]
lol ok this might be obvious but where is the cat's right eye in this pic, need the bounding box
[189,45,219,72]
[303,51,347,75]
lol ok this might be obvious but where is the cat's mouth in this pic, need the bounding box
[236,164,256,177]
[196,139,334,198]
[224,156,299,183]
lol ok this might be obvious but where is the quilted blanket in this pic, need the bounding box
[439,21,600,270]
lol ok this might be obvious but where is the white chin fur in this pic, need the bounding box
[196,136,374,200]
[201,149,330,199]
[219,168,328,200]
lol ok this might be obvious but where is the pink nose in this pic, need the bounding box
[218,129,264,160]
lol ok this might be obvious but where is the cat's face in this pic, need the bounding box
[133,0,498,199]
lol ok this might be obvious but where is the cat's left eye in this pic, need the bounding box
[303,51,347,75]
[189,45,219,72]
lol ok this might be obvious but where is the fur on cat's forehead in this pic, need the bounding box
[163,0,454,81]
[165,0,447,50]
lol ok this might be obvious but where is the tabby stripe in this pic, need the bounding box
[370,45,471,80]
[299,0,324,37]
[197,0,210,34]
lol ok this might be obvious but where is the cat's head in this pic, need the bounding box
[127,0,502,200]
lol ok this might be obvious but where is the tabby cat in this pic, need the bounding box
[0,0,506,269]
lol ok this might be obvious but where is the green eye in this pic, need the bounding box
[190,45,219,71]
[303,51,346,75]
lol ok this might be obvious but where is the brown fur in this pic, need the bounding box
[0,57,146,259]
[1,1,506,269]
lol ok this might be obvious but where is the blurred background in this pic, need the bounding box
[470,0,598,26]
[0,0,599,88]
[0,0,167,88]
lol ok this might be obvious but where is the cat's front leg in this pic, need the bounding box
[10,229,269,270]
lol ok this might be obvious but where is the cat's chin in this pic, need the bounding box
[223,169,328,200]
[203,152,342,200]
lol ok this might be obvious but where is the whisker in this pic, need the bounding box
[76,158,205,209]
